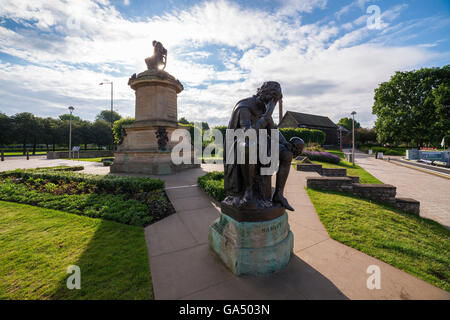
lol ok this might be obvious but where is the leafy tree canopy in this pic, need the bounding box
[95,110,122,123]
[372,65,449,147]
[337,117,360,131]
[59,114,82,122]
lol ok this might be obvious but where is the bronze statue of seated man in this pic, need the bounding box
[224,81,304,212]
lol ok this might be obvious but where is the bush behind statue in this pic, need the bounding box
[197,171,225,202]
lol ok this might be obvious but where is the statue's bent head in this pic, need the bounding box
[256,81,283,104]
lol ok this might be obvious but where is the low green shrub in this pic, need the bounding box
[359,145,406,156]
[197,171,225,202]
[0,169,164,194]
[279,128,326,145]
[0,180,153,226]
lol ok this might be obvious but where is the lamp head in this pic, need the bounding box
[68,106,74,112]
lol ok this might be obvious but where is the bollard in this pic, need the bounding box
[26,151,29,160]
[1,151,4,161]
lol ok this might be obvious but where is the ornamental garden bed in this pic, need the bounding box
[0,167,174,226]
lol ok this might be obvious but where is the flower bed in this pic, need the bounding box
[0,168,164,194]
[0,167,172,226]
[302,150,341,164]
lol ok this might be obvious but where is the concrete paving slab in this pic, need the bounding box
[297,238,450,299]
[150,244,233,300]
[178,207,220,244]
[144,213,198,257]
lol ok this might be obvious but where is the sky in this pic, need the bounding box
[0,0,449,128]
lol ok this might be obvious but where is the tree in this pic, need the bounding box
[95,110,121,124]
[42,117,62,151]
[59,114,82,122]
[75,120,94,150]
[338,117,360,131]
[0,112,13,148]
[432,83,450,146]
[92,120,113,149]
[11,112,38,154]
[355,128,377,145]
[179,117,190,125]
[373,65,450,147]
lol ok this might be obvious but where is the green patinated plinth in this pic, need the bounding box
[208,212,293,276]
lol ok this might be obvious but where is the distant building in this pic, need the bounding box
[278,111,348,146]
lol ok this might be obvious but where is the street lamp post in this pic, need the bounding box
[99,80,114,150]
[351,111,357,166]
[68,106,75,159]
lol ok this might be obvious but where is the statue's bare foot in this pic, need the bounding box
[240,188,257,209]
[272,192,294,211]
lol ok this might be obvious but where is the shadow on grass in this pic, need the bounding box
[49,219,153,300]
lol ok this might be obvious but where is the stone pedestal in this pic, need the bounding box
[111,69,199,174]
[208,208,294,276]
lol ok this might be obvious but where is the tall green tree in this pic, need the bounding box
[338,117,360,131]
[11,112,38,154]
[59,114,82,122]
[95,110,121,124]
[432,83,450,146]
[92,120,113,149]
[373,65,450,147]
[0,112,13,148]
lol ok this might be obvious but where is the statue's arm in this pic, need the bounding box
[266,117,289,146]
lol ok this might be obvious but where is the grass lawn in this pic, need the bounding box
[4,152,47,156]
[312,159,382,184]
[307,188,450,292]
[62,157,111,162]
[0,201,153,299]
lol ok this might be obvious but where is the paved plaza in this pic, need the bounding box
[354,152,450,228]
[145,164,448,300]
[0,156,110,175]
[1,158,449,300]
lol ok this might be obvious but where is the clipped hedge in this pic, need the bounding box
[0,169,164,194]
[359,145,406,156]
[0,180,152,226]
[197,171,225,202]
[279,128,326,145]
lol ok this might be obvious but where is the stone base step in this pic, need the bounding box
[348,176,360,183]
[321,168,347,177]
[306,176,353,191]
[395,198,420,215]
[296,163,322,172]
[351,183,397,205]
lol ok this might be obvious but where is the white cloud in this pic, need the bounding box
[0,0,445,128]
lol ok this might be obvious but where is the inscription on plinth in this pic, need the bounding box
[208,212,294,275]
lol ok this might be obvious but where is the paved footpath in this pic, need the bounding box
[353,152,450,228]
[0,156,110,175]
[145,164,449,300]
